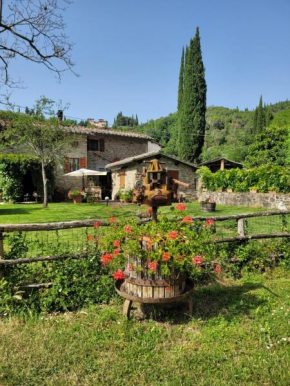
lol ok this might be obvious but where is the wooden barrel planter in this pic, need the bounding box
[200,202,216,212]
[124,276,186,299]
[115,255,194,318]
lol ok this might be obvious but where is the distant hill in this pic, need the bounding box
[133,100,290,163]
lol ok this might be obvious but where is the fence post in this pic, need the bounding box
[237,219,245,237]
[0,229,4,278]
[282,214,287,231]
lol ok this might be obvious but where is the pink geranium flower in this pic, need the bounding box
[169,231,178,240]
[148,261,158,272]
[182,216,192,223]
[124,226,132,233]
[162,252,170,261]
[215,264,222,274]
[192,255,203,265]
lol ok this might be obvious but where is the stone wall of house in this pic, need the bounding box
[95,134,151,161]
[111,155,198,200]
[55,133,155,192]
[55,135,87,191]
[199,191,290,210]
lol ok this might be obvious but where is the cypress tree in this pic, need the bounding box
[177,47,185,112]
[178,27,207,163]
[255,95,266,134]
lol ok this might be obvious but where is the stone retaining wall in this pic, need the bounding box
[200,191,290,210]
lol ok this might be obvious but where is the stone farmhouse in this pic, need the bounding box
[57,125,161,199]
[106,150,199,201]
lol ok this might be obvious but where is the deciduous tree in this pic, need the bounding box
[0,0,74,88]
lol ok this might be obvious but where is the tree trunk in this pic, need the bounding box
[41,161,48,208]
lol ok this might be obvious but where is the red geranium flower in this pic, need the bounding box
[146,208,153,213]
[192,255,203,265]
[169,230,179,240]
[87,234,93,241]
[113,240,120,247]
[100,253,113,266]
[147,241,153,248]
[162,252,170,261]
[110,217,116,223]
[204,218,215,228]
[182,215,192,223]
[175,203,186,211]
[124,225,132,233]
[113,249,120,256]
[94,221,101,227]
[215,264,222,274]
[113,270,125,280]
[148,261,158,272]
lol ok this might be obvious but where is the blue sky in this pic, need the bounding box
[6,0,290,125]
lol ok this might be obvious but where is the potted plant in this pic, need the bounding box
[67,189,86,203]
[200,196,216,212]
[118,189,133,203]
[87,195,96,204]
[96,205,221,302]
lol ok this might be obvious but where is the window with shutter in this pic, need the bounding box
[64,157,70,173]
[80,157,87,168]
[120,171,125,188]
[69,158,80,172]
[87,139,99,151]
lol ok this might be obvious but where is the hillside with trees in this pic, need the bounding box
[134,100,290,163]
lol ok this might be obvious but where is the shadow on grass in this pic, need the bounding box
[136,281,271,324]
[0,207,42,216]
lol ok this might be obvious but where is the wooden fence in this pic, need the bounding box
[1,210,290,268]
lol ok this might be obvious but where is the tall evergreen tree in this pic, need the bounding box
[178,27,207,163]
[253,95,267,135]
[177,47,185,111]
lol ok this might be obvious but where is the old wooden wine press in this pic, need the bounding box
[116,159,194,318]
[132,158,190,221]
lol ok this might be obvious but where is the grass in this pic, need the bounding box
[0,269,289,386]
[0,201,266,224]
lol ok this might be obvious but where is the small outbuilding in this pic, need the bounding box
[106,150,199,201]
[198,157,243,173]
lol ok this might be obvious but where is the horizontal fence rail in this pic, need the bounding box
[0,210,290,264]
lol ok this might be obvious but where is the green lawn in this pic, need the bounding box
[0,270,289,386]
[0,201,265,224]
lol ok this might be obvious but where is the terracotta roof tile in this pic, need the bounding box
[61,125,156,141]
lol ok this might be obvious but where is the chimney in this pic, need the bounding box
[57,110,63,122]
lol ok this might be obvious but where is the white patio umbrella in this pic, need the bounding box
[64,168,107,189]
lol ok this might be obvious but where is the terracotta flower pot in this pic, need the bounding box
[73,195,83,204]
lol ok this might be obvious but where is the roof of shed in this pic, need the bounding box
[106,150,198,170]
[198,157,243,167]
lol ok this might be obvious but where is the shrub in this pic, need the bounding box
[198,165,290,194]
